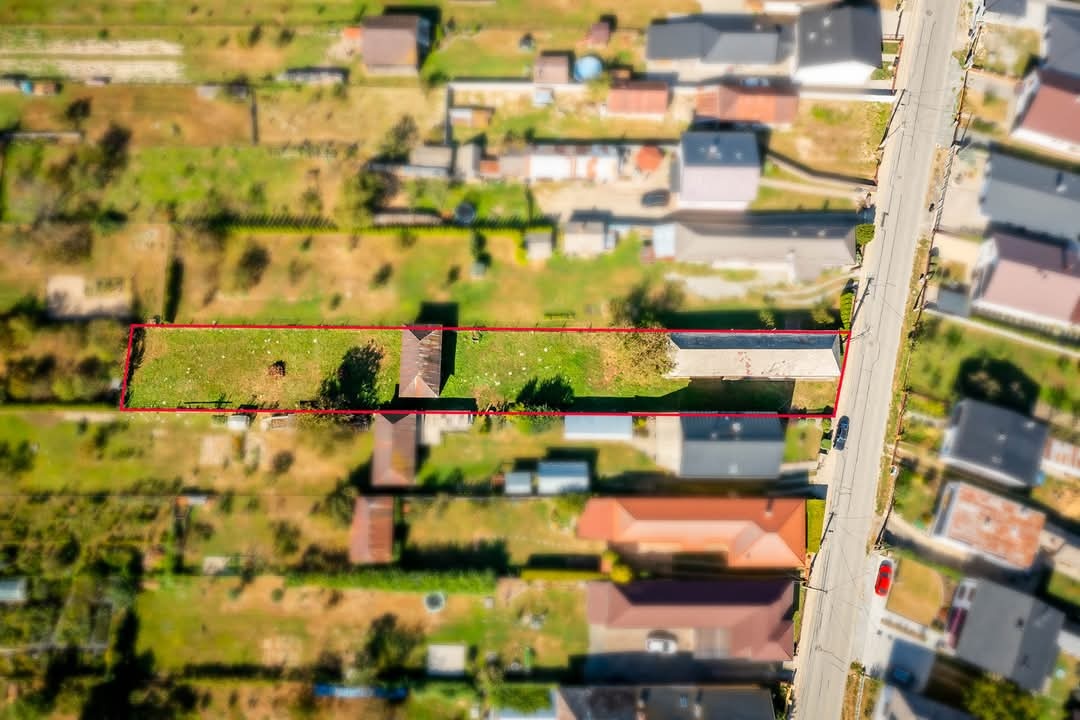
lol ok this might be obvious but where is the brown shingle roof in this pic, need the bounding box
[362,15,421,69]
[1016,70,1080,148]
[399,327,443,398]
[695,84,799,125]
[586,21,611,47]
[349,495,395,564]
[371,413,417,487]
[975,231,1080,327]
[534,53,571,84]
[577,497,805,567]
[586,580,795,661]
[607,81,670,116]
[935,482,1045,568]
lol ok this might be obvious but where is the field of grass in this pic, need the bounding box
[769,101,890,180]
[974,24,1040,77]
[886,558,945,627]
[806,499,825,555]
[909,316,1080,415]
[892,466,940,526]
[785,420,824,462]
[750,186,858,212]
[1033,475,1080,524]
[1047,570,1080,609]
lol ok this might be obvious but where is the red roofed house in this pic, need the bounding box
[970,230,1080,337]
[534,53,571,84]
[349,496,395,564]
[606,81,670,118]
[371,413,418,487]
[361,14,432,76]
[586,579,795,661]
[695,84,799,127]
[930,481,1045,570]
[585,20,612,48]
[576,497,806,568]
[1013,70,1080,160]
[399,327,443,398]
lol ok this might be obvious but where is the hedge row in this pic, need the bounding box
[284,568,497,594]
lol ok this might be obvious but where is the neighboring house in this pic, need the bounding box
[653,416,785,480]
[645,15,792,81]
[980,151,1080,242]
[606,81,670,118]
[371,413,418,487]
[794,3,882,86]
[1012,70,1080,160]
[537,461,590,494]
[673,131,761,210]
[586,20,612,48]
[667,332,842,379]
[504,470,535,496]
[555,686,776,720]
[360,14,432,75]
[499,145,622,183]
[694,83,799,126]
[418,412,474,446]
[373,145,454,179]
[947,579,1064,691]
[651,212,860,282]
[279,67,348,84]
[1043,437,1080,480]
[0,578,28,604]
[969,231,1080,337]
[871,685,973,720]
[455,141,481,182]
[930,481,1045,570]
[400,327,443,398]
[525,229,555,261]
[348,496,395,565]
[586,579,795,661]
[1045,6,1080,79]
[535,53,572,84]
[940,398,1048,488]
[576,497,806,568]
[563,415,634,442]
[426,643,468,677]
[562,214,612,258]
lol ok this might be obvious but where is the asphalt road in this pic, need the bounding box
[792,1,964,717]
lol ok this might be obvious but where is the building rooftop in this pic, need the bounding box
[607,81,670,116]
[668,331,842,378]
[534,53,571,84]
[647,15,786,65]
[973,231,1080,327]
[941,398,1049,487]
[932,481,1045,569]
[1015,70,1080,150]
[796,3,882,68]
[695,84,799,125]
[371,413,418,487]
[1046,6,1080,78]
[982,151,1080,241]
[399,327,443,398]
[362,14,424,68]
[348,496,395,564]
[674,416,785,479]
[556,686,776,720]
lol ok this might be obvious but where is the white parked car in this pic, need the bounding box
[645,634,678,655]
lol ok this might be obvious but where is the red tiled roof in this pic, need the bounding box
[1016,70,1080,147]
[534,53,570,84]
[937,482,1045,568]
[349,495,395,564]
[577,497,806,567]
[371,413,417,487]
[342,26,363,41]
[635,145,663,172]
[695,84,799,125]
[586,580,795,661]
[361,15,420,68]
[399,327,443,398]
[607,81,670,116]
[586,21,611,46]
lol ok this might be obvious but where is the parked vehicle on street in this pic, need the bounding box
[641,189,670,208]
[645,632,678,654]
[875,561,893,597]
[834,416,850,450]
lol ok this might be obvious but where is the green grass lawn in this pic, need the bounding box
[806,499,825,554]
[892,467,940,526]
[909,316,1080,415]
[750,186,857,212]
[785,420,824,462]
[1047,571,1080,608]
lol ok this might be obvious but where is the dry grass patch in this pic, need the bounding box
[886,558,945,627]
[769,102,890,180]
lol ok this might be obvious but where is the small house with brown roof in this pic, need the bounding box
[348,495,395,564]
[361,14,432,76]
[399,327,443,398]
[930,481,1045,569]
[577,497,806,568]
[606,81,670,118]
[586,579,795,661]
[585,20,612,48]
[1013,69,1080,160]
[695,83,799,127]
[534,53,571,84]
[371,413,418,487]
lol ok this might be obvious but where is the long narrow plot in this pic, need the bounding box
[121,325,847,416]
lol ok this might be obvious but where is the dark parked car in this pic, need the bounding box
[641,189,670,208]
[834,416,850,450]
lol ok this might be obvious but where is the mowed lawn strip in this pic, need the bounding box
[128,327,401,409]
[885,558,946,626]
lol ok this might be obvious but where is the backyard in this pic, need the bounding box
[885,558,948,627]
[973,23,1041,77]
[768,101,891,181]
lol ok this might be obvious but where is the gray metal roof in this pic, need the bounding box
[983,0,1027,17]
[874,686,974,720]
[537,461,590,494]
[797,4,882,68]
[942,398,1048,487]
[982,151,1080,241]
[647,15,784,65]
[677,416,784,479]
[1046,6,1080,78]
[681,131,760,167]
[504,471,533,495]
[564,414,634,441]
[556,686,775,720]
[955,581,1063,691]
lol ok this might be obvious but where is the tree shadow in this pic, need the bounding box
[953,355,1039,414]
[315,341,385,410]
[516,376,575,410]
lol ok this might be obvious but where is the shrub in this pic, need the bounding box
[610,563,633,584]
[286,569,497,594]
[855,224,875,249]
[839,290,855,330]
[491,684,555,712]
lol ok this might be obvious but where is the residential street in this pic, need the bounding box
[792,1,964,717]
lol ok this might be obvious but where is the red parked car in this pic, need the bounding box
[875,561,894,597]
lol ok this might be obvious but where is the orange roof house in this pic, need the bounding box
[399,327,443,398]
[607,81,670,117]
[634,145,664,173]
[349,495,395,564]
[695,84,799,126]
[371,413,418,487]
[576,497,806,568]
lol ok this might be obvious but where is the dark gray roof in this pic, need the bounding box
[681,131,760,167]
[955,581,1063,691]
[670,332,838,352]
[797,4,882,68]
[647,15,785,65]
[678,416,784,479]
[942,399,1048,487]
[557,686,774,720]
[876,686,973,720]
[983,0,1027,17]
[982,152,1080,242]
[1046,6,1080,78]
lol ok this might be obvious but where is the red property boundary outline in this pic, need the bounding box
[119,324,851,419]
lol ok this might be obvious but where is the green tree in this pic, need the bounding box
[336,171,388,228]
[964,677,1040,720]
[356,613,423,681]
